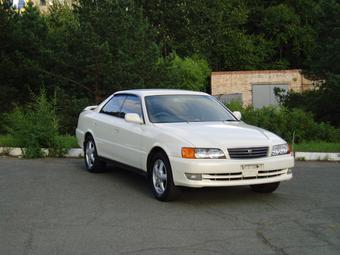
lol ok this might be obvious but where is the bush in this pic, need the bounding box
[226,102,340,143]
[155,53,211,91]
[277,74,340,128]
[55,89,91,134]
[4,89,71,158]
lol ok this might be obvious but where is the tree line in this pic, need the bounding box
[0,0,339,133]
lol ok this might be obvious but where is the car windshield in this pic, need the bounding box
[145,95,237,123]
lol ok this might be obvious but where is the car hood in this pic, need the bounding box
[154,121,286,148]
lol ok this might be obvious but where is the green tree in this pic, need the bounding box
[155,53,211,91]
[137,0,275,70]
[74,0,159,100]
[267,5,314,67]
[277,0,340,127]
[0,1,48,113]
[0,0,19,113]
[308,0,340,74]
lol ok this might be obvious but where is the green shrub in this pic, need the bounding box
[55,89,91,134]
[226,103,340,143]
[0,134,21,147]
[155,53,211,91]
[4,89,71,158]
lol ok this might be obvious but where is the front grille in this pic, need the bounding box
[228,147,268,159]
[202,169,286,181]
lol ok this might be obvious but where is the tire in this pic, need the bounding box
[148,152,180,201]
[84,135,106,173]
[250,182,280,193]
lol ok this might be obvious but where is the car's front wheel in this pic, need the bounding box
[149,152,180,201]
[250,182,280,193]
[84,136,106,173]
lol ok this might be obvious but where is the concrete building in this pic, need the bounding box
[211,69,315,108]
[13,0,73,12]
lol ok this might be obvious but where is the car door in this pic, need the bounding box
[94,94,126,160]
[113,95,145,169]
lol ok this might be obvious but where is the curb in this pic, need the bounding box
[1,147,340,161]
[294,152,340,161]
[0,147,83,158]
[65,148,84,158]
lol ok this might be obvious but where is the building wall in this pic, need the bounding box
[33,0,74,12]
[211,69,314,106]
[14,0,73,12]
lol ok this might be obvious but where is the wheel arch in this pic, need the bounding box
[146,146,169,175]
[84,131,95,148]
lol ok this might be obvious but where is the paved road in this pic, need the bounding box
[0,158,339,255]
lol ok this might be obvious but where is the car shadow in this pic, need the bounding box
[73,160,286,204]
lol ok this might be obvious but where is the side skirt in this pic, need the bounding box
[98,156,147,178]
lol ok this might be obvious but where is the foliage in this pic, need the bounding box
[137,0,274,70]
[3,89,71,158]
[155,54,211,91]
[255,3,316,69]
[226,102,340,143]
[293,142,340,153]
[0,0,48,113]
[0,0,339,136]
[307,0,340,75]
[0,134,21,147]
[72,0,160,100]
[278,74,340,127]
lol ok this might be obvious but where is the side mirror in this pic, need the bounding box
[83,105,98,111]
[233,111,242,120]
[124,113,143,124]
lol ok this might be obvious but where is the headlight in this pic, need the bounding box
[271,143,289,156]
[182,148,226,159]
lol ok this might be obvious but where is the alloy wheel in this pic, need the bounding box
[152,159,168,195]
[85,140,95,169]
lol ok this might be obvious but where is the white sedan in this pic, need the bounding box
[76,89,294,201]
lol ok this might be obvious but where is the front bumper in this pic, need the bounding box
[75,128,85,149]
[169,154,294,187]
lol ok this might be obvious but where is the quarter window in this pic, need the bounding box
[100,95,126,117]
[120,95,143,118]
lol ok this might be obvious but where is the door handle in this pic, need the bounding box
[113,128,119,133]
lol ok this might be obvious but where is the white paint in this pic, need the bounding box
[76,89,295,188]
[3,147,23,157]
[295,152,340,161]
[65,148,83,158]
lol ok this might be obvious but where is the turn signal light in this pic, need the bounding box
[182,147,196,159]
[181,147,226,159]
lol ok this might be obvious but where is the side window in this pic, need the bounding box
[100,95,126,117]
[120,95,143,118]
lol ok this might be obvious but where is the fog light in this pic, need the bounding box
[287,168,293,174]
[185,173,202,181]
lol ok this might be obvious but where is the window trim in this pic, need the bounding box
[99,94,127,118]
[100,93,145,123]
[120,94,145,123]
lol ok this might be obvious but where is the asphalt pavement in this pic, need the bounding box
[0,158,339,255]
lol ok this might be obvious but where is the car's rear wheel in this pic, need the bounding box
[250,182,280,193]
[149,152,180,201]
[84,135,106,173]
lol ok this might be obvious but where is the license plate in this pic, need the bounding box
[241,164,263,177]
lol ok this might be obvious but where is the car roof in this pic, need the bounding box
[114,89,208,97]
